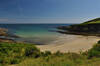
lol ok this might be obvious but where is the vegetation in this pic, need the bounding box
[87,40,100,59]
[15,40,100,66]
[82,18,100,25]
[0,42,40,66]
[0,40,100,66]
[16,55,100,66]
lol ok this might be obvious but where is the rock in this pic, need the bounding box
[0,28,19,42]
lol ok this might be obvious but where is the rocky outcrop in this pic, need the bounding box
[57,18,100,36]
[0,28,19,42]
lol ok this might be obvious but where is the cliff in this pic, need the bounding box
[57,18,100,36]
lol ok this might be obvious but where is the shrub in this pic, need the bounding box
[54,51,63,56]
[10,58,21,64]
[0,42,41,65]
[67,53,82,60]
[87,44,100,58]
[25,46,40,58]
[41,51,52,57]
[97,40,100,44]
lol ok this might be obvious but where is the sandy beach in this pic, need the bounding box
[37,34,100,53]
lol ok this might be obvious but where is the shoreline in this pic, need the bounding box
[36,34,100,53]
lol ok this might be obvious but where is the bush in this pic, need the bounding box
[10,58,21,64]
[87,44,100,58]
[54,51,63,56]
[0,42,41,65]
[41,51,51,57]
[25,46,40,58]
[97,40,100,44]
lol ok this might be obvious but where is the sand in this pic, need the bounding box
[36,34,100,53]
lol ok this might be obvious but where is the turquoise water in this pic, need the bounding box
[0,24,70,44]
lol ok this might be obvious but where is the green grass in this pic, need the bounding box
[15,54,100,66]
[0,42,40,66]
[15,40,100,66]
[82,21,100,25]
[1,41,100,66]
[71,18,100,26]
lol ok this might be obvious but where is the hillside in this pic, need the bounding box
[57,18,100,36]
[82,18,100,25]
[8,40,100,66]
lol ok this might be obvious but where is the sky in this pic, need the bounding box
[0,0,100,23]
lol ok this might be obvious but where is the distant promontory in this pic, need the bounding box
[57,18,100,36]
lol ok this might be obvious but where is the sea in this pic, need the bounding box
[0,24,71,44]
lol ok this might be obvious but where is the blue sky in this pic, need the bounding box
[0,0,100,23]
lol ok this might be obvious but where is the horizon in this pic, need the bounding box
[0,0,100,23]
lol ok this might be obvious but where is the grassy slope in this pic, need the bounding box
[0,42,40,66]
[15,54,100,66]
[15,41,100,66]
[80,18,100,25]
[16,58,100,66]
[0,41,99,66]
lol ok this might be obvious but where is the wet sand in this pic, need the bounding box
[37,34,100,53]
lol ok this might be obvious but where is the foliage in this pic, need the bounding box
[16,53,100,66]
[16,40,100,66]
[0,42,40,65]
[97,40,100,44]
[1,40,100,66]
[87,43,100,58]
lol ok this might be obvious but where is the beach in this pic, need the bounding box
[37,34,100,53]
[0,24,99,53]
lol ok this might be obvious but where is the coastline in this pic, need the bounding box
[37,34,100,53]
